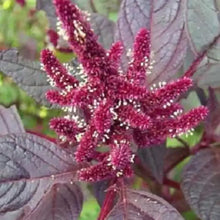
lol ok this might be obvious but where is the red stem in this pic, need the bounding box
[184,33,220,78]
[163,177,180,190]
[190,142,209,155]
[98,185,117,220]
[190,135,212,155]
[27,130,57,143]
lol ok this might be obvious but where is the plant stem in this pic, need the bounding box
[98,183,117,220]
[163,177,180,190]
[184,33,220,78]
[90,0,97,13]
[175,137,190,148]
[27,130,56,143]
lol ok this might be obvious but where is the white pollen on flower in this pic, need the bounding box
[123,100,128,106]
[40,63,45,71]
[114,139,118,144]
[107,156,111,161]
[106,129,110,133]
[125,126,129,130]
[184,128,195,137]
[65,85,73,92]
[112,165,116,170]
[57,19,69,41]
[110,108,118,120]
[76,133,83,142]
[126,48,132,57]
[59,135,67,142]
[47,76,56,87]
[148,50,156,67]
[73,20,86,43]
[92,131,99,138]
[83,10,91,21]
[130,154,135,163]
[104,134,110,140]
[60,90,68,96]
[116,171,123,177]
[118,68,123,74]
[158,81,166,88]
[64,115,70,120]
[173,109,183,117]
[146,70,152,75]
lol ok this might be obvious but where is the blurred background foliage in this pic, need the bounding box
[0,0,206,219]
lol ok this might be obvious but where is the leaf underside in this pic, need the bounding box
[181,148,220,220]
[0,105,25,136]
[137,144,166,183]
[106,189,183,220]
[0,49,52,107]
[0,133,78,214]
[185,0,220,87]
[24,183,83,220]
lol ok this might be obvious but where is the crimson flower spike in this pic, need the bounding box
[41,49,78,90]
[46,29,73,53]
[108,41,124,68]
[126,28,151,85]
[41,0,209,182]
[50,118,83,142]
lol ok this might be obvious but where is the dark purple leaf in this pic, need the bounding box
[185,0,220,54]
[164,147,190,173]
[137,144,166,183]
[1,210,24,220]
[0,133,79,214]
[36,0,60,30]
[106,189,183,220]
[24,183,83,220]
[195,87,208,106]
[181,148,220,220]
[90,14,115,49]
[0,105,25,136]
[205,88,220,141]
[115,0,188,84]
[0,49,51,107]
[185,0,220,87]
[185,48,220,88]
[92,180,110,206]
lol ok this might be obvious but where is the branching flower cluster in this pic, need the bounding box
[41,0,208,182]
